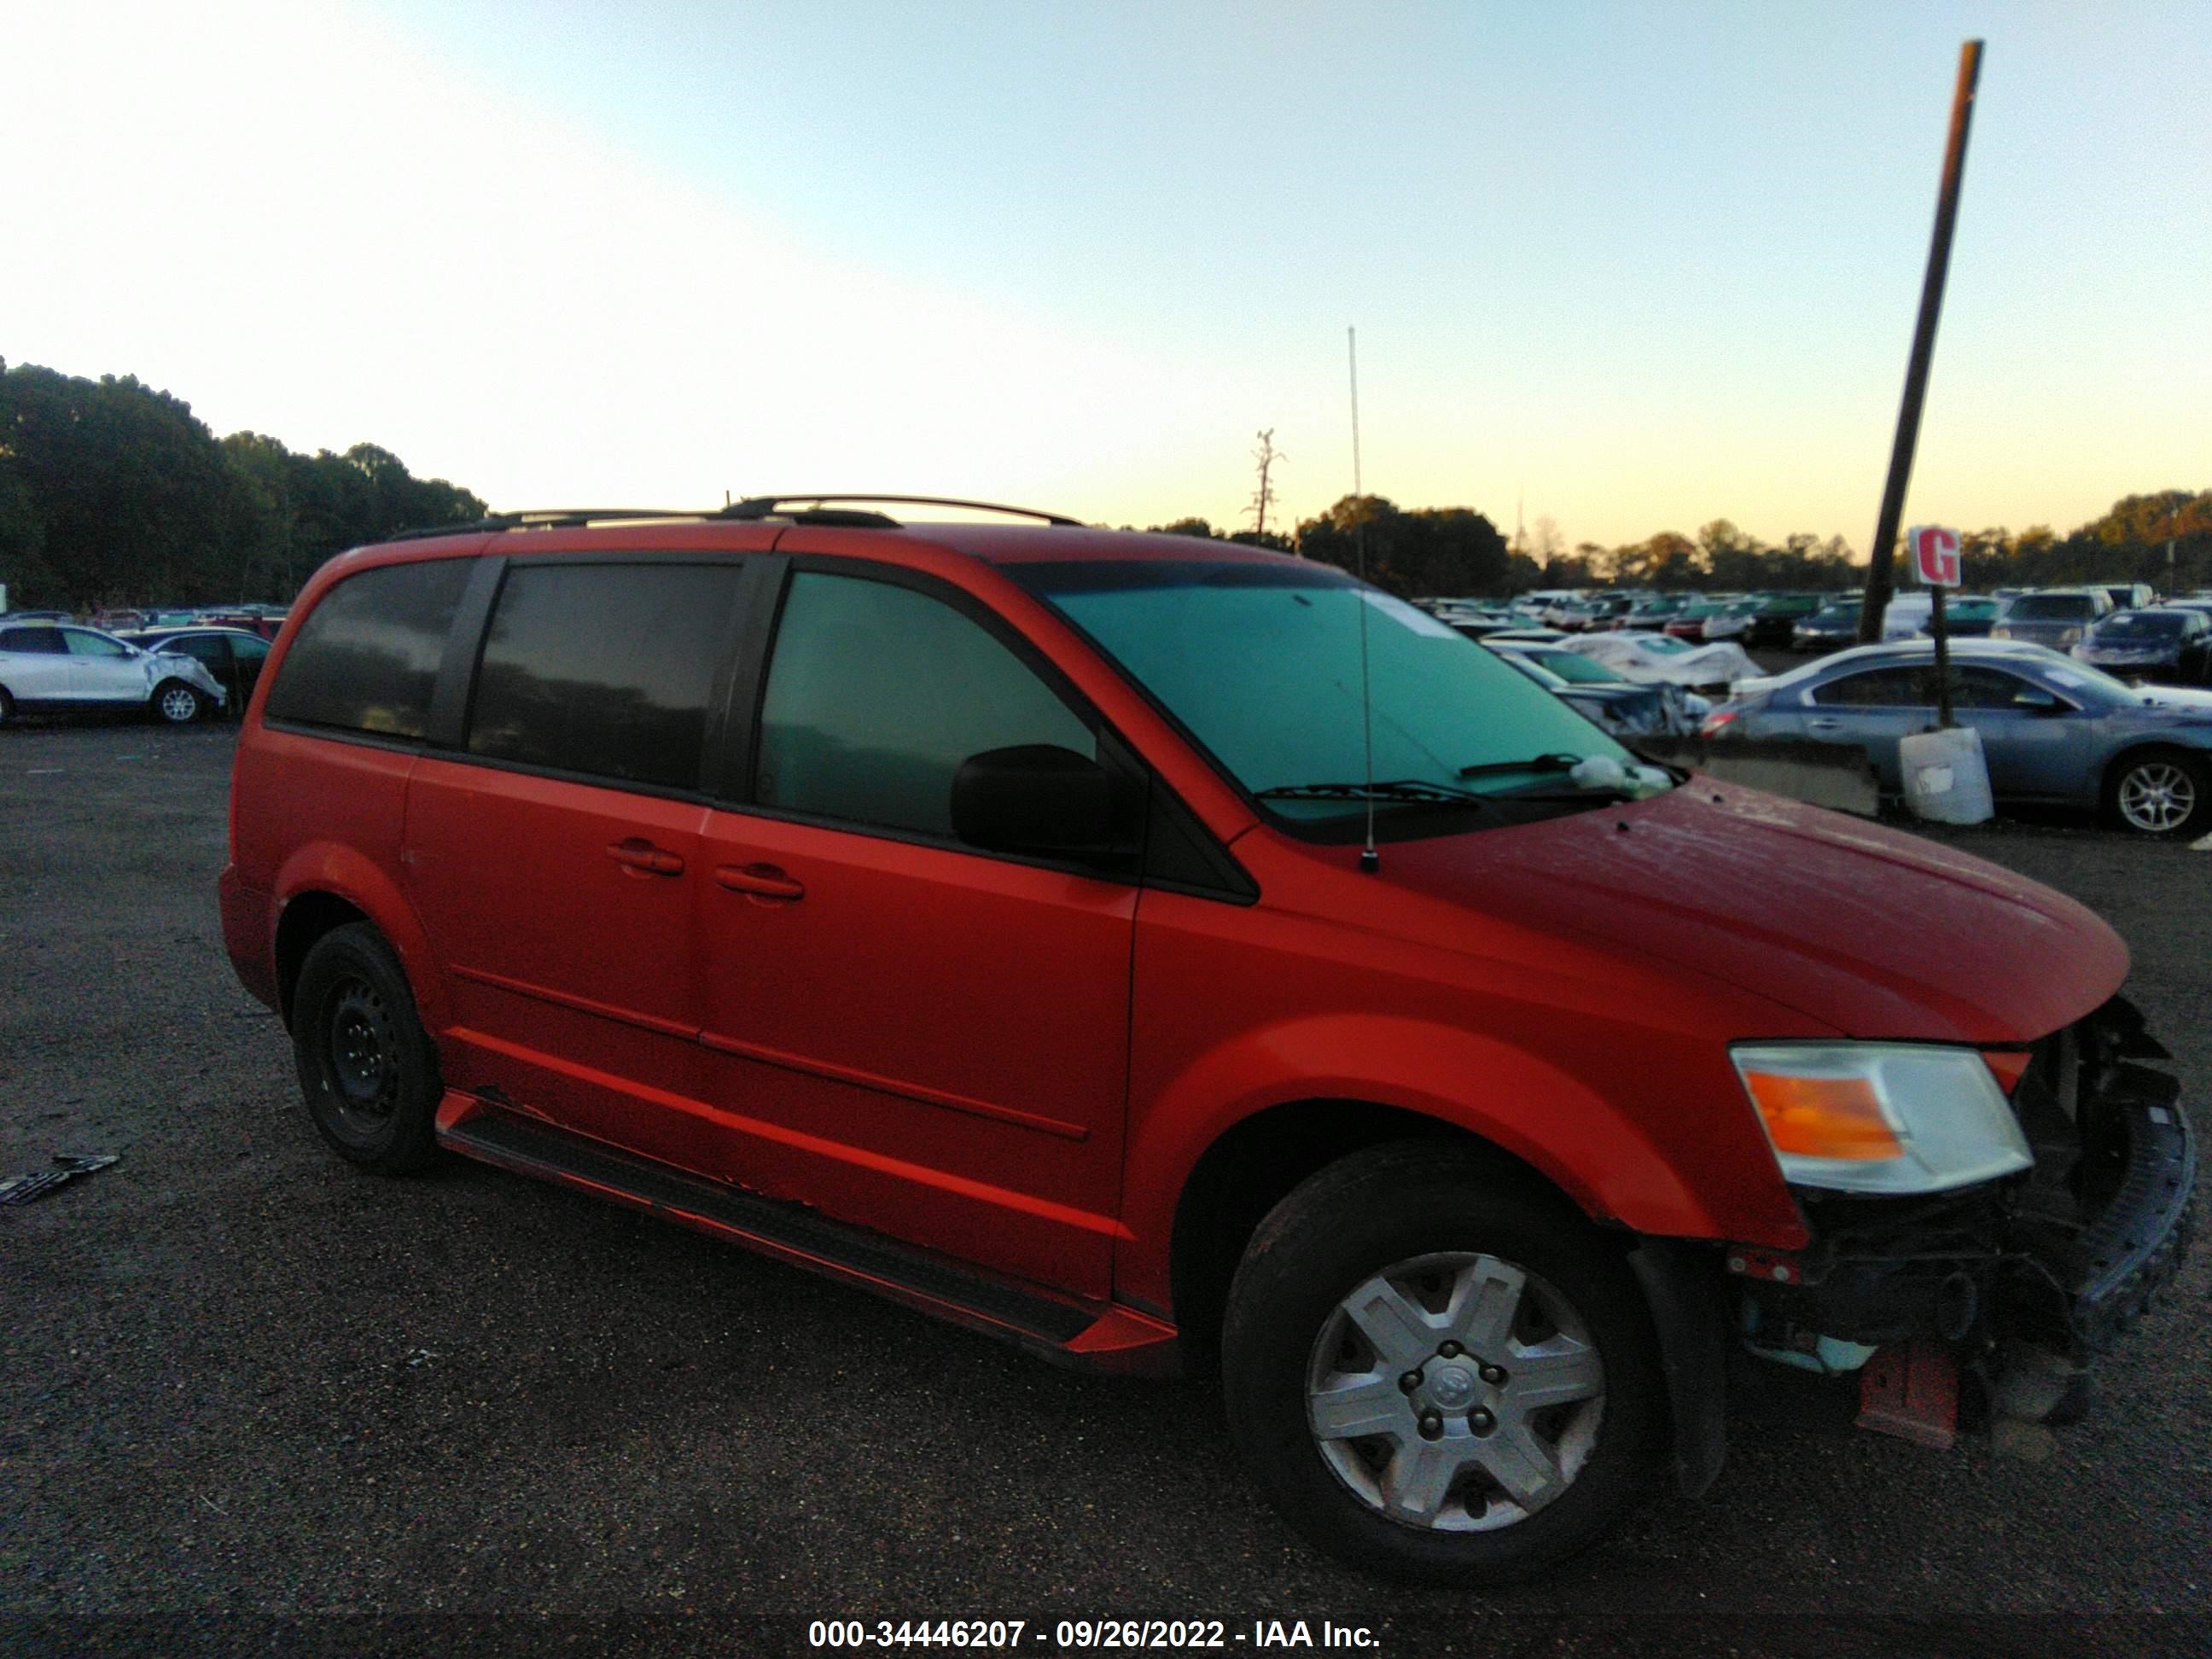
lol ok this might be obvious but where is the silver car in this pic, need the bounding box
[0,622,228,726]
[1705,637,2212,836]
[1989,587,2113,651]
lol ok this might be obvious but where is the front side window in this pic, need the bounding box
[266,558,472,740]
[166,636,229,667]
[754,572,1094,838]
[1946,667,2034,710]
[468,562,743,791]
[62,629,131,658]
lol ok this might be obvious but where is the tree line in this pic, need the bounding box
[6,355,2203,612]
[1150,489,2212,601]
[1,358,486,610]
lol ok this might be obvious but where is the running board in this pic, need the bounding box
[435,1097,1178,1375]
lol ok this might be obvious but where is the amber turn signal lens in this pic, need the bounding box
[1743,1071,1903,1160]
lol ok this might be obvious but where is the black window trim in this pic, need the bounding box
[722,554,1256,903]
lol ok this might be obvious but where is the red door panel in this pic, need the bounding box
[405,758,708,1152]
[691,810,1136,1297]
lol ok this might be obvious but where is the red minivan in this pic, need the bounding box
[222,498,2195,1583]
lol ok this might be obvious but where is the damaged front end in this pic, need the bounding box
[1725,996,2196,1442]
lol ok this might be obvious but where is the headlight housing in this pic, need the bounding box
[1989,626,2011,639]
[1732,1043,2032,1196]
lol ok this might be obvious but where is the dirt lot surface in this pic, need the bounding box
[3,719,2206,1656]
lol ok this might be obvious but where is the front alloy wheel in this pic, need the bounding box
[2112,752,2206,837]
[154,681,207,724]
[1307,1252,1605,1532]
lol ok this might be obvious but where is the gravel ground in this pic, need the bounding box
[2,719,2206,1657]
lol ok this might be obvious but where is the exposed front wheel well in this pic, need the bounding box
[274,892,371,1027]
[1167,1101,1586,1378]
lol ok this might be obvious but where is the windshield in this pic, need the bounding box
[1003,559,1644,829]
[1522,649,1626,684]
[2094,612,2188,637]
[2007,594,2095,620]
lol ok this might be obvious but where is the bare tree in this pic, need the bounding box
[1247,428,1284,538]
[1530,515,1565,567]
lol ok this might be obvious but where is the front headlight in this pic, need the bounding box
[1989,626,2011,639]
[1732,1043,2031,1196]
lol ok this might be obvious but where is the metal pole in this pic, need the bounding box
[1859,39,1985,644]
[1930,585,1953,726]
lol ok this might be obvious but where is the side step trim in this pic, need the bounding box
[439,1106,1109,1353]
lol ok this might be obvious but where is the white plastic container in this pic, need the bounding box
[1900,725,1994,824]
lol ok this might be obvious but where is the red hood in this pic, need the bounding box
[1384,781,2128,1044]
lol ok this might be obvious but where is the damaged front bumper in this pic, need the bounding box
[1725,996,2197,1426]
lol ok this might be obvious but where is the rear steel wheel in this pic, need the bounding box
[292,923,441,1173]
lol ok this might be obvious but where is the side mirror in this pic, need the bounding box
[951,745,1139,858]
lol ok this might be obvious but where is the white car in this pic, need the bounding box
[1559,629,1760,689]
[0,622,229,725]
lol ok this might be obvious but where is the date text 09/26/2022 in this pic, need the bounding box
[806,1619,1379,1650]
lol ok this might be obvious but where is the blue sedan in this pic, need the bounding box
[1704,638,2212,836]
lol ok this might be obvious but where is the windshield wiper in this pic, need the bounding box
[1254,778,1497,809]
[1456,751,1583,780]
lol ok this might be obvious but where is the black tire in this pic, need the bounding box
[150,679,209,725]
[2104,747,2209,839]
[0,686,15,727]
[291,923,442,1173]
[1220,1141,1664,1586]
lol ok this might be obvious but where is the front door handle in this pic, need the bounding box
[606,837,685,876]
[714,863,806,901]
[1807,718,1842,732]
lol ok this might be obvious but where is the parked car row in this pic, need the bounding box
[85,602,290,639]
[0,621,230,725]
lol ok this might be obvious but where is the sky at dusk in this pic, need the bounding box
[3,1,2205,553]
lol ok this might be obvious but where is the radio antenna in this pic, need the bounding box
[1349,325,1379,875]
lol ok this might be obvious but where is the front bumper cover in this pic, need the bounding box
[1729,997,2196,1371]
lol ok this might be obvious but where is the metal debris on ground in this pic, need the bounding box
[0,1154,119,1207]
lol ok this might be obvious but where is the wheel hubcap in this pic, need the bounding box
[160,689,195,720]
[1306,1252,1604,1533]
[2119,764,2193,832]
[324,979,399,1134]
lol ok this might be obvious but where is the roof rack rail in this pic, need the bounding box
[720,494,1083,527]
[384,509,717,543]
[384,495,1085,544]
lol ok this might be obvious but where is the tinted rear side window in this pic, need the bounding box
[266,559,472,739]
[0,628,65,654]
[1812,667,1931,707]
[467,562,743,791]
